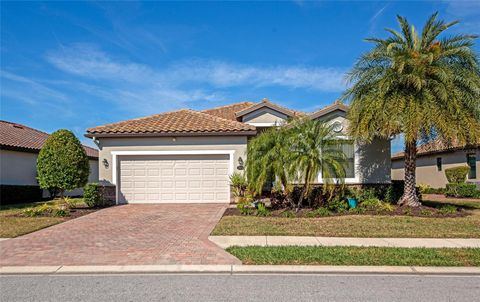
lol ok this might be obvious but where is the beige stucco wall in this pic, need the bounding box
[315,111,391,184]
[95,136,248,184]
[391,148,480,188]
[0,150,39,185]
[241,108,288,124]
[0,149,99,195]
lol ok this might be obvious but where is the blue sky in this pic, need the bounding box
[1,1,479,151]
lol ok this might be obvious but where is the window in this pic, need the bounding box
[467,153,477,179]
[436,157,442,171]
[322,140,355,179]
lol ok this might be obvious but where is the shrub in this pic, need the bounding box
[281,210,296,218]
[306,207,331,218]
[237,201,254,216]
[348,207,366,214]
[422,187,446,194]
[22,203,53,217]
[63,196,78,209]
[445,183,479,198]
[358,198,394,212]
[230,172,247,198]
[53,207,69,217]
[384,180,421,203]
[420,209,433,216]
[256,203,271,217]
[438,204,458,215]
[326,198,349,213]
[36,129,90,198]
[417,183,431,194]
[0,185,43,205]
[83,183,104,207]
[445,166,470,183]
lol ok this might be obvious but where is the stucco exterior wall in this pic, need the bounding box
[0,149,99,195]
[241,108,288,124]
[95,136,248,184]
[0,150,39,185]
[391,148,480,188]
[316,111,391,184]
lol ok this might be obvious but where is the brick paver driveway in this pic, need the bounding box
[0,204,240,266]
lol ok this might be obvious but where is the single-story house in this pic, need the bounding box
[391,140,479,188]
[86,99,391,204]
[0,120,99,200]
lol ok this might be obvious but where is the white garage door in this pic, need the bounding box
[118,154,230,203]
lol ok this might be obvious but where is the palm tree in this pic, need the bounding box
[246,126,292,198]
[343,13,480,207]
[289,118,347,208]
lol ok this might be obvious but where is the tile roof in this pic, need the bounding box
[0,120,98,159]
[309,100,349,120]
[391,139,480,160]
[202,102,255,121]
[235,98,301,118]
[86,109,257,137]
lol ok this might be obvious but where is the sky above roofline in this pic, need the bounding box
[1,1,479,152]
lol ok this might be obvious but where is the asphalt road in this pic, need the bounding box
[1,273,479,302]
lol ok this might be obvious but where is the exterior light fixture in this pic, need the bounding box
[102,158,109,168]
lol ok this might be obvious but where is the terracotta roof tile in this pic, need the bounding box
[0,120,98,158]
[235,98,302,118]
[86,109,256,136]
[202,102,255,121]
[391,139,480,159]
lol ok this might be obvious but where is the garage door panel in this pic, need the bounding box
[119,154,230,203]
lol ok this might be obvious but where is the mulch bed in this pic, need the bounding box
[9,205,106,219]
[224,205,467,218]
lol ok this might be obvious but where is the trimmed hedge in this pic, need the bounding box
[445,183,480,198]
[83,183,115,207]
[445,166,470,183]
[0,185,43,205]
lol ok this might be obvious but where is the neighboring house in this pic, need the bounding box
[86,99,391,204]
[391,140,480,188]
[0,120,99,197]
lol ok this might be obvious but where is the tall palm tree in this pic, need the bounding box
[343,13,480,207]
[289,118,347,208]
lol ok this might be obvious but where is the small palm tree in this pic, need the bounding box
[289,118,347,208]
[344,13,480,207]
[246,126,292,197]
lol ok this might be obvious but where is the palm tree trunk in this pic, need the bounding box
[398,139,421,207]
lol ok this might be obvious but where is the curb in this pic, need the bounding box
[1,265,479,275]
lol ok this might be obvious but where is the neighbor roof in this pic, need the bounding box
[235,98,301,118]
[391,139,480,160]
[309,100,349,120]
[86,109,257,137]
[202,102,255,121]
[0,120,98,159]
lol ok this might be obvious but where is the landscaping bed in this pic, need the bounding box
[227,246,480,266]
[0,198,104,238]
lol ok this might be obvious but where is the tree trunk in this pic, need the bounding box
[398,139,421,207]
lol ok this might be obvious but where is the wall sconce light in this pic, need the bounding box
[237,157,244,170]
[102,158,109,169]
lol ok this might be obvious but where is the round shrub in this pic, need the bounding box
[83,183,103,207]
[37,129,90,198]
[445,166,470,183]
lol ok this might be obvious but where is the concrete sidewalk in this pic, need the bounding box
[209,236,480,248]
[1,265,479,275]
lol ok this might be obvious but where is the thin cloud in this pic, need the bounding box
[47,44,347,92]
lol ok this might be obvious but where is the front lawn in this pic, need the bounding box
[227,246,480,266]
[0,198,92,238]
[212,198,480,238]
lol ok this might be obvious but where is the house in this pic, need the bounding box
[86,99,391,204]
[0,120,99,199]
[391,140,480,188]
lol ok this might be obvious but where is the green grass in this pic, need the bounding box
[213,198,480,238]
[0,198,85,238]
[227,246,480,266]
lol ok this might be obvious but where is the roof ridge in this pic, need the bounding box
[201,101,255,112]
